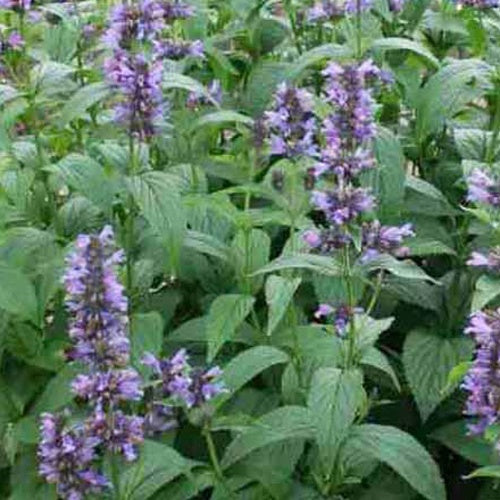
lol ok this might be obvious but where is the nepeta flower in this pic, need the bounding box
[467,168,500,207]
[160,0,195,20]
[72,369,143,406]
[389,0,406,11]
[104,51,165,139]
[86,409,144,461]
[64,226,129,369]
[463,309,500,435]
[361,220,414,262]
[187,80,222,109]
[468,248,500,272]
[38,413,108,500]
[314,303,362,336]
[153,39,204,60]
[265,83,317,158]
[0,0,31,11]
[345,0,373,13]
[144,402,177,435]
[307,1,343,22]
[457,0,498,7]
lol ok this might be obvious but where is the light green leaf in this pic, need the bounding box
[128,171,186,274]
[361,347,401,392]
[472,275,500,311]
[59,82,111,127]
[221,406,315,469]
[372,37,440,68]
[130,312,164,377]
[193,111,254,130]
[465,466,500,479]
[346,424,446,500]
[308,368,365,475]
[360,254,437,283]
[0,265,39,324]
[184,230,231,262]
[265,275,301,336]
[120,440,195,500]
[254,254,342,277]
[216,346,289,407]
[403,329,474,421]
[163,73,219,106]
[206,294,255,361]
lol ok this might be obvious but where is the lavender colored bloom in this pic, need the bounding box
[63,226,129,369]
[87,409,144,461]
[72,369,143,405]
[307,1,343,22]
[458,0,498,7]
[361,220,414,261]
[388,0,406,11]
[103,0,165,50]
[38,413,108,500]
[144,402,178,435]
[104,51,165,139]
[187,80,222,109]
[345,0,373,13]
[468,248,500,273]
[314,303,361,336]
[0,0,31,11]
[7,32,24,50]
[160,0,195,20]
[466,168,500,207]
[312,186,375,225]
[153,39,204,59]
[463,309,500,435]
[264,83,317,158]
[303,229,322,248]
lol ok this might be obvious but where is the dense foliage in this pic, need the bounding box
[1,0,500,498]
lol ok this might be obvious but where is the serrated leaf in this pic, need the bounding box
[216,346,289,407]
[221,406,315,469]
[403,329,474,421]
[308,368,365,475]
[128,171,186,274]
[206,294,255,361]
[360,254,437,283]
[472,275,500,311]
[184,230,230,262]
[59,82,111,127]
[120,440,195,500]
[265,275,301,336]
[345,424,446,500]
[254,253,342,277]
[361,347,401,391]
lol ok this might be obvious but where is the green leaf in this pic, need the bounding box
[120,440,195,500]
[346,424,446,500]
[384,276,442,312]
[32,365,80,414]
[163,73,219,106]
[430,420,497,466]
[221,406,315,469]
[193,111,254,130]
[407,238,456,257]
[416,59,494,141]
[361,347,401,392]
[217,346,289,407]
[254,254,342,277]
[308,368,365,475]
[5,323,42,361]
[251,17,289,55]
[48,154,118,214]
[265,275,301,336]
[371,37,440,68]
[465,466,500,479]
[128,171,186,274]
[472,275,500,311]
[130,312,164,377]
[59,82,111,127]
[206,294,255,362]
[184,230,230,262]
[0,265,39,324]
[403,329,474,421]
[360,254,437,283]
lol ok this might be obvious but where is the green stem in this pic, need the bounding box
[126,136,136,312]
[344,247,357,368]
[203,426,234,498]
[355,0,362,59]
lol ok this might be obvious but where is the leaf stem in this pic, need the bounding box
[203,426,234,498]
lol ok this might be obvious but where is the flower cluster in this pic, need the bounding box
[307,0,372,22]
[466,168,500,208]
[361,220,414,262]
[264,83,317,158]
[463,309,500,436]
[457,0,499,8]
[315,303,362,336]
[468,248,500,273]
[142,349,226,434]
[103,0,202,139]
[0,0,31,12]
[39,227,144,498]
[187,80,223,109]
[0,32,24,53]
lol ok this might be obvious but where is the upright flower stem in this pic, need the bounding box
[344,247,357,368]
[203,426,234,499]
[356,0,362,59]
[126,135,136,314]
[486,86,500,165]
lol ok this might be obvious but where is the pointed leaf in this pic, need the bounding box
[265,276,301,336]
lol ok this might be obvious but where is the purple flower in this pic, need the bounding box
[160,0,195,20]
[102,0,165,50]
[38,413,109,500]
[388,0,406,11]
[466,168,500,207]
[153,39,204,59]
[72,369,143,405]
[463,309,500,435]
[86,409,144,461]
[7,32,24,50]
[144,402,178,435]
[361,220,414,261]
[303,230,322,248]
[63,226,130,369]
[314,303,361,336]
[0,0,31,11]
[104,51,165,139]
[458,0,498,7]
[307,1,343,22]
[264,83,318,158]
[345,0,373,13]
[468,248,500,272]
[187,80,222,109]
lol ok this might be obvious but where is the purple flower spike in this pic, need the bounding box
[467,249,500,272]
[466,168,500,208]
[361,220,415,262]
[463,309,500,435]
